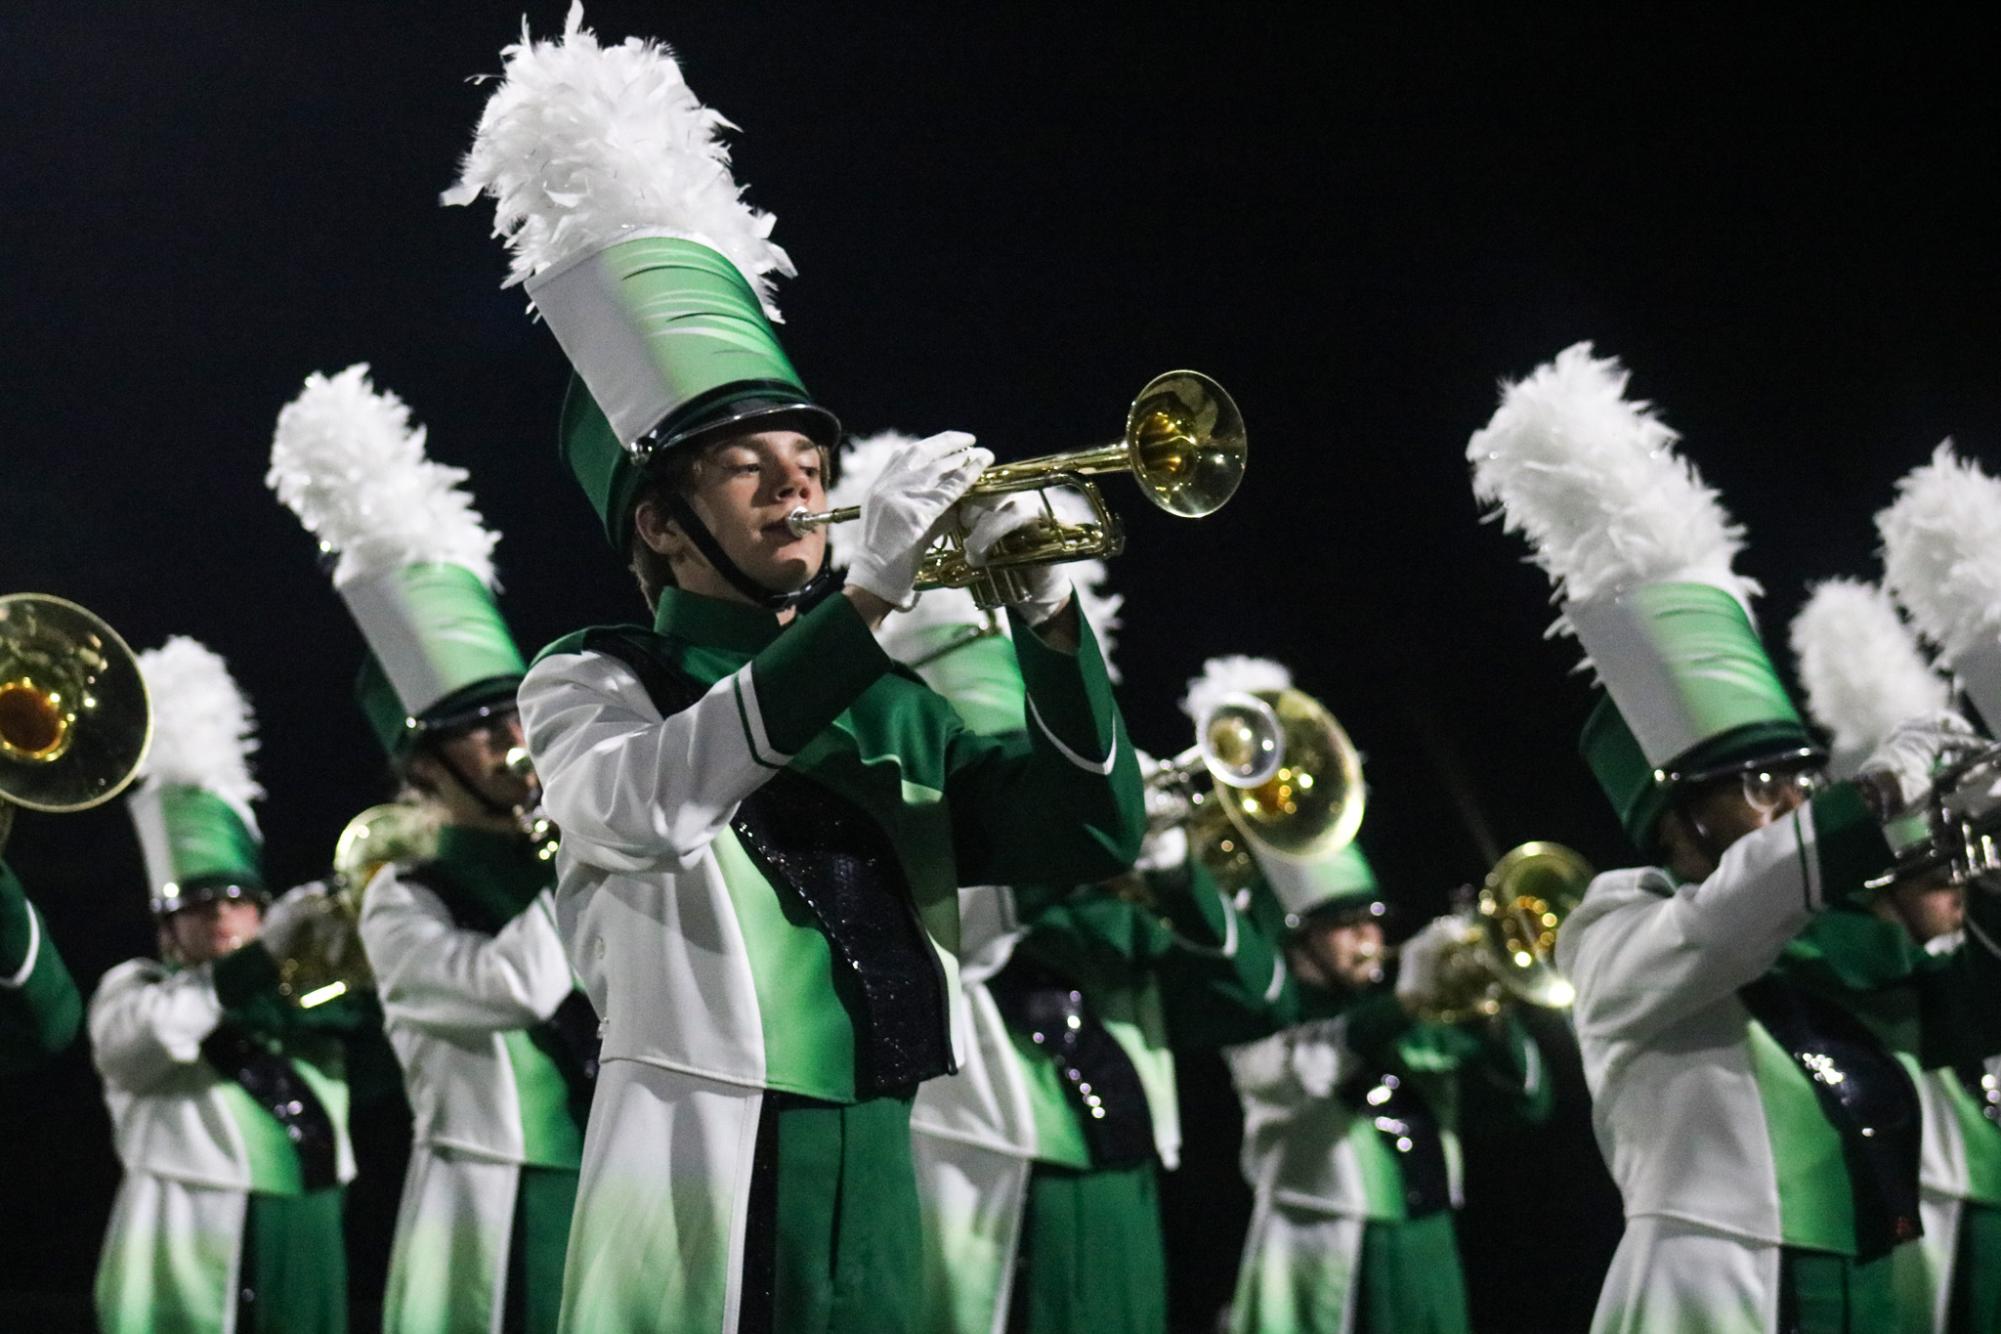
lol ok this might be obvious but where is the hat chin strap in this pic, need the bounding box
[663,493,836,612]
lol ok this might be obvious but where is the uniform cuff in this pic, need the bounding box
[213,943,282,1009]
[749,593,893,758]
[1010,608,1120,774]
[1809,782,1896,911]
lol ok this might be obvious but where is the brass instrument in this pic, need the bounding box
[789,370,1247,609]
[505,746,560,864]
[1148,687,1365,896]
[1866,738,2001,890]
[276,801,440,1009]
[1404,841,1592,1024]
[0,594,152,855]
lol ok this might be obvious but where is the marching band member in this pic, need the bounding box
[93,639,359,1334]
[446,13,1144,1331]
[1467,344,2001,1333]
[0,854,81,1074]
[270,365,591,1334]
[1224,800,1554,1334]
[823,441,1287,1334]
[1876,447,2001,1332]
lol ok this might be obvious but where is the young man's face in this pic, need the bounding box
[410,711,532,830]
[167,897,263,965]
[1878,868,1965,945]
[1288,916,1385,992]
[675,431,829,597]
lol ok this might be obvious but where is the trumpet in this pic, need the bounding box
[788,370,1246,610]
[505,746,560,864]
[276,800,441,1009]
[1395,841,1592,1025]
[1866,738,2001,890]
[0,594,153,855]
[1148,686,1364,896]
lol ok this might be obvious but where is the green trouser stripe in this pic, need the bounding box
[218,1082,307,1196]
[770,1095,922,1334]
[240,1186,347,1334]
[1012,1161,1165,1334]
[505,1165,579,1334]
[504,1031,586,1168]
[1354,1214,1468,1334]
[1782,1245,1899,1334]
[1949,1202,2001,1334]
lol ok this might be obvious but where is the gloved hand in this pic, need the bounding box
[958,494,1073,626]
[1860,710,1978,814]
[1394,915,1469,1017]
[256,882,329,965]
[845,432,992,610]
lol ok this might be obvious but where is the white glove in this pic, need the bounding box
[1287,1018,1349,1098]
[1860,710,1978,813]
[1394,915,1468,1016]
[257,881,329,964]
[957,494,1073,626]
[845,432,992,609]
[1135,823,1190,875]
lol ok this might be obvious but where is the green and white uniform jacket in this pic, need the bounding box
[910,864,1288,1334]
[1559,784,2001,1334]
[362,825,584,1334]
[517,588,1142,1332]
[91,891,358,1334]
[1224,975,1548,1334]
[0,859,81,1074]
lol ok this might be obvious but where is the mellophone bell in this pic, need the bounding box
[0,594,150,1074]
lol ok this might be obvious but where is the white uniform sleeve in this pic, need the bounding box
[88,958,224,1092]
[361,866,575,1034]
[518,651,790,874]
[1559,793,1868,1049]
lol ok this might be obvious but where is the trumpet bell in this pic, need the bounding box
[1126,371,1246,519]
[0,594,152,814]
[1478,840,1591,1010]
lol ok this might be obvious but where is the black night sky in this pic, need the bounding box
[5,6,2001,1329]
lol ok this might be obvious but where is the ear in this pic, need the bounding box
[633,494,691,559]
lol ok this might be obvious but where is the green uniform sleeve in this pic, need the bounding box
[941,612,1144,885]
[1812,782,1900,913]
[0,861,82,1072]
[1453,1011,1557,1127]
[746,593,894,756]
[1151,859,1301,1047]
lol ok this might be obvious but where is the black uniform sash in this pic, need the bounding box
[200,1022,339,1192]
[1740,976,1923,1260]
[988,954,1156,1168]
[581,628,951,1098]
[1340,1063,1452,1219]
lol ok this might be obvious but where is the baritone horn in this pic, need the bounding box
[1148,687,1365,896]
[276,801,441,1009]
[1406,841,1593,1025]
[0,593,153,855]
[789,370,1247,610]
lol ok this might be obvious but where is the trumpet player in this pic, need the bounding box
[94,639,363,1334]
[1224,828,1555,1334]
[815,445,1290,1334]
[448,18,1142,1331]
[270,365,589,1334]
[1468,345,2001,1333]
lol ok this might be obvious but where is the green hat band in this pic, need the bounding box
[1569,582,1805,768]
[536,234,837,549]
[907,629,1024,738]
[340,562,525,729]
[1253,841,1380,923]
[129,783,264,913]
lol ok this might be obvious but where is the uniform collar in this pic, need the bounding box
[434,823,552,897]
[652,587,790,654]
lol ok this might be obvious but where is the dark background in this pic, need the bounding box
[4,5,1998,1329]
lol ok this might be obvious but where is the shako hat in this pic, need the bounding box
[268,364,526,758]
[1467,343,1820,852]
[128,639,266,916]
[444,4,839,555]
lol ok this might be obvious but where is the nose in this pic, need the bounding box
[768,453,815,504]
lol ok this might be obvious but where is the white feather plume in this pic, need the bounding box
[829,430,1124,677]
[1181,655,1293,725]
[136,638,263,831]
[1878,441,2001,663]
[442,2,794,318]
[1789,578,1948,770]
[1466,341,1754,614]
[267,364,500,588]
